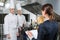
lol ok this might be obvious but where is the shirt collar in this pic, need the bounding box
[44,18,49,21]
[9,13,15,15]
[17,14,22,16]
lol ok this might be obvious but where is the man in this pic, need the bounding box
[4,3,19,40]
[16,3,26,40]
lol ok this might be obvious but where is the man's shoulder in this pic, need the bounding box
[4,14,10,19]
[5,14,9,18]
[22,15,25,17]
[21,15,25,18]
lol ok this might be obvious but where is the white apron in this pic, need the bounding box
[4,13,18,40]
[17,14,26,27]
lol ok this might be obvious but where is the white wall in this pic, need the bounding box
[30,0,37,3]
[27,0,37,4]
[22,8,36,25]
[37,0,47,5]
[37,0,60,15]
[57,0,60,15]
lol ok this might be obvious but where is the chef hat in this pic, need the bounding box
[16,3,22,10]
[9,0,15,9]
[9,3,15,9]
[10,0,14,3]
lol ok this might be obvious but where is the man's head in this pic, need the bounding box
[9,2,15,14]
[16,3,22,15]
[9,8,15,14]
[17,10,22,15]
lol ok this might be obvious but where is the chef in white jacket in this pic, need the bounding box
[16,3,26,40]
[16,3,26,29]
[4,3,19,40]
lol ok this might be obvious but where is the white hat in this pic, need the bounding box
[9,3,15,9]
[16,3,22,10]
[9,0,15,9]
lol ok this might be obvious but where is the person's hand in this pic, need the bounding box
[6,34,11,39]
[28,31,33,37]
[26,31,33,39]
[16,32,19,36]
[20,27,22,31]
[18,27,22,31]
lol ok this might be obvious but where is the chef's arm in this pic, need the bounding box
[17,20,22,31]
[24,19,26,25]
[23,19,27,28]
[4,17,9,35]
[16,27,18,33]
[16,18,19,36]
[23,16,26,25]
[17,18,22,28]
[16,28,19,36]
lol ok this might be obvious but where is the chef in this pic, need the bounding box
[4,2,18,40]
[16,3,26,28]
[16,3,26,40]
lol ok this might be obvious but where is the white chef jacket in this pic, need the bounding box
[4,13,18,40]
[17,14,26,27]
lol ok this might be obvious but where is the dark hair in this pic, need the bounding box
[41,3,55,20]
